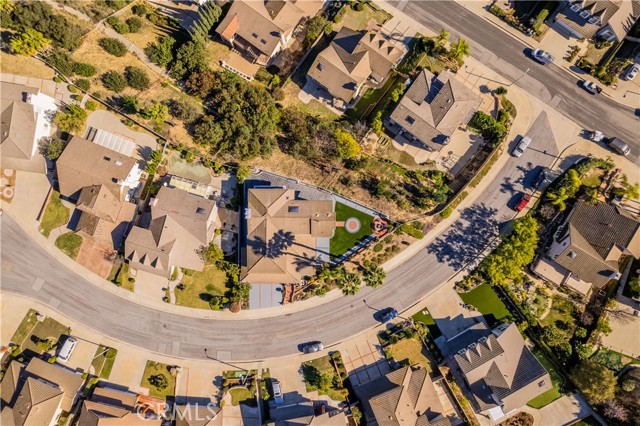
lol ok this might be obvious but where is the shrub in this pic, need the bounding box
[440,206,453,219]
[102,70,127,92]
[125,16,142,32]
[46,139,65,160]
[72,62,97,77]
[132,3,152,16]
[399,223,424,239]
[53,76,62,83]
[75,79,90,91]
[99,37,127,57]
[373,243,383,252]
[125,66,150,90]
[107,16,129,34]
[85,100,98,111]
[120,95,139,113]
[49,49,74,75]
[68,84,78,93]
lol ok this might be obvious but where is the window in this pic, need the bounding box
[288,206,299,213]
[579,10,590,19]
[260,39,267,45]
[406,116,415,124]
[252,33,258,39]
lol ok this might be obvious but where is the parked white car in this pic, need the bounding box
[512,136,531,158]
[624,64,639,81]
[531,49,554,65]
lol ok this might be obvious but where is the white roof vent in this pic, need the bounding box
[568,251,577,259]
[244,208,251,220]
[468,343,477,349]
[570,4,581,12]
[457,349,467,355]
[580,10,591,18]
[479,336,488,343]
[114,160,123,166]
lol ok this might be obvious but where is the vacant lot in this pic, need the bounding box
[459,284,514,326]
[176,264,229,309]
[0,51,55,79]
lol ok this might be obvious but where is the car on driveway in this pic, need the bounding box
[581,80,602,94]
[532,167,550,190]
[301,342,323,354]
[512,136,531,157]
[379,308,399,323]
[515,193,531,212]
[531,49,554,65]
[624,64,639,81]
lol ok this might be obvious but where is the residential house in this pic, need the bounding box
[353,365,451,426]
[307,26,406,105]
[449,323,552,422]
[1,82,57,173]
[533,200,640,296]
[241,186,336,285]
[215,0,323,66]
[77,386,161,426]
[55,136,142,246]
[553,0,640,41]
[0,358,85,426]
[270,399,347,426]
[125,186,217,277]
[174,403,222,426]
[387,69,482,152]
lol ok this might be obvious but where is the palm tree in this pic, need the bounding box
[362,265,386,288]
[10,28,50,56]
[437,28,449,46]
[447,38,470,61]
[547,187,569,211]
[337,272,361,296]
[612,175,640,200]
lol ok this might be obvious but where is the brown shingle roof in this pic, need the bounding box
[175,404,221,426]
[1,361,24,407]
[78,387,160,426]
[9,377,64,426]
[25,357,85,412]
[556,0,624,39]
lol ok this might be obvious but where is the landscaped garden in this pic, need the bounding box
[176,263,229,309]
[302,352,348,401]
[107,260,135,292]
[222,369,258,407]
[458,283,515,326]
[330,202,374,258]
[91,345,117,379]
[412,308,442,338]
[39,191,70,237]
[540,295,577,340]
[590,347,640,373]
[141,360,177,398]
[54,232,84,260]
[10,309,70,358]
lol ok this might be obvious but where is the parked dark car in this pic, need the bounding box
[301,342,323,354]
[532,168,550,190]
[379,308,399,323]
[515,193,531,212]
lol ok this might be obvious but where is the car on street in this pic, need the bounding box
[581,80,602,94]
[532,167,550,190]
[531,49,554,65]
[379,308,399,323]
[301,342,323,354]
[624,64,639,81]
[607,137,631,156]
[512,136,531,157]
[515,193,531,212]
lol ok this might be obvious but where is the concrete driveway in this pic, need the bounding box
[222,392,260,426]
[60,336,99,375]
[340,334,390,387]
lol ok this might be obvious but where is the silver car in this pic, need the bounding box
[624,64,639,81]
[512,136,531,158]
[531,49,554,65]
[302,342,324,354]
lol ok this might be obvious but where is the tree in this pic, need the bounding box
[612,174,640,200]
[197,241,224,264]
[542,326,566,348]
[494,86,508,95]
[370,111,383,134]
[304,15,330,48]
[145,35,175,67]
[447,38,470,61]
[102,70,127,92]
[107,16,129,34]
[337,272,361,296]
[602,399,629,423]
[99,37,127,57]
[570,360,616,405]
[72,62,96,77]
[185,68,217,98]
[10,28,49,55]
[148,374,169,390]
[546,187,570,211]
[167,98,201,123]
[335,129,360,160]
[140,102,168,124]
[45,139,65,160]
[437,28,449,45]
[124,66,150,90]
[54,105,87,134]
[230,282,251,306]
[9,2,83,51]
[125,16,142,33]
[170,40,207,80]
[362,265,386,288]
[188,1,221,44]
[574,342,593,360]
[120,95,139,113]
[236,165,251,184]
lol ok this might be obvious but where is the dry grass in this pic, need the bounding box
[205,40,232,70]
[118,8,174,49]
[0,52,55,79]
[280,80,339,120]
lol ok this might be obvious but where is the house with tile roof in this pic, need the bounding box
[307,26,406,105]
[0,358,85,426]
[215,0,323,66]
[353,365,452,426]
[533,200,640,296]
[387,69,482,153]
[1,82,57,173]
[240,186,335,284]
[270,399,347,426]
[174,403,222,426]
[125,186,218,277]
[449,323,552,422]
[552,0,640,41]
[55,136,142,247]
[77,386,161,426]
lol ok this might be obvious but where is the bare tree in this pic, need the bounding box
[602,399,628,422]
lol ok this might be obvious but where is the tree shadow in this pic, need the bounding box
[426,203,499,270]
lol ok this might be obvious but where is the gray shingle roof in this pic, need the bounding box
[556,0,623,39]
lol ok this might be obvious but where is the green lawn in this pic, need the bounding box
[39,191,70,237]
[349,73,403,121]
[176,263,229,309]
[302,354,348,401]
[15,313,71,357]
[459,284,514,326]
[412,308,442,338]
[10,309,39,346]
[526,347,563,408]
[55,232,83,260]
[385,337,434,372]
[330,202,373,258]
[337,4,391,31]
[540,295,576,338]
[109,261,135,291]
[141,360,177,398]
[229,387,257,407]
[91,346,117,379]
[590,347,640,373]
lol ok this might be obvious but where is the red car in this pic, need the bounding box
[515,193,531,212]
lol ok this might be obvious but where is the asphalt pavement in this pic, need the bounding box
[390,0,639,161]
[0,113,560,362]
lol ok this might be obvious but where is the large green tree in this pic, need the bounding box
[170,40,207,80]
[362,265,386,288]
[55,105,87,134]
[447,38,470,61]
[570,360,616,405]
[10,28,49,55]
[145,35,175,68]
[188,1,222,44]
[335,130,360,160]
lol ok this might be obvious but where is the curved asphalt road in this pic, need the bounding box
[394,1,639,161]
[1,114,560,361]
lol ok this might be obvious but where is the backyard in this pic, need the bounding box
[229,387,257,407]
[39,191,70,237]
[10,309,71,358]
[302,353,348,402]
[141,360,177,398]
[176,263,229,309]
[412,308,442,338]
[540,295,577,339]
[458,284,515,326]
[526,347,564,408]
[385,336,434,372]
[91,345,117,379]
[55,232,84,260]
[330,202,374,258]
[348,72,405,122]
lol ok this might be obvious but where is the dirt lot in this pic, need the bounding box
[0,52,55,79]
